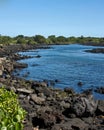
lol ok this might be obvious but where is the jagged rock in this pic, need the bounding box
[82,117,94,125]
[10,86,16,92]
[0,78,6,82]
[32,111,64,128]
[17,88,34,94]
[0,64,3,76]
[19,94,26,99]
[32,81,48,88]
[95,87,104,94]
[5,74,11,78]
[97,100,104,114]
[60,101,70,109]
[3,60,14,73]
[30,94,45,105]
[71,94,98,116]
[0,83,3,88]
[86,48,104,54]
[51,118,88,130]
[64,87,75,95]
[37,106,53,113]
[33,86,52,97]
[0,57,6,64]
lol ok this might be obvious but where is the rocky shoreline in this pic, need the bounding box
[85,48,104,54]
[0,44,104,130]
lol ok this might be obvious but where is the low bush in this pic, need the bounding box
[0,87,26,130]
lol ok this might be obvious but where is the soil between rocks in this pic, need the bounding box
[0,44,104,130]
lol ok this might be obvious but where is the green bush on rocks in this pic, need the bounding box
[0,87,26,130]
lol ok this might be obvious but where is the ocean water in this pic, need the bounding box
[15,44,104,99]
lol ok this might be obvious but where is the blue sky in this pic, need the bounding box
[0,0,104,37]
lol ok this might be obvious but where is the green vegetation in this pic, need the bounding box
[0,87,26,130]
[0,34,104,46]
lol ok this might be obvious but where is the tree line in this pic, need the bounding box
[0,34,104,46]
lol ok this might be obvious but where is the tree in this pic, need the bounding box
[34,35,46,43]
[16,38,26,44]
[56,36,67,43]
[67,36,76,43]
[0,36,12,45]
[48,35,57,43]
[14,35,24,40]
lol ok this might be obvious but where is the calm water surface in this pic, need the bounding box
[15,44,104,99]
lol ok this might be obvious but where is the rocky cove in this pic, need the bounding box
[0,44,104,130]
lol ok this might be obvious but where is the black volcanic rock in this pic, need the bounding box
[85,48,104,54]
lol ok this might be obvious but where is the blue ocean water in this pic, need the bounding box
[15,44,104,99]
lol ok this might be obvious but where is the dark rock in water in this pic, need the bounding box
[13,62,28,69]
[23,72,30,77]
[49,80,56,86]
[82,89,93,95]
[31,64,39,67]
[77,81,83,86]
[85,48,104,54]
[55,79,60,83]
[35,55,41,58]
[10,53,32,61]
[95,87,104,94]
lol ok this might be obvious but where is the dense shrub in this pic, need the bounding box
[0,87,26,130]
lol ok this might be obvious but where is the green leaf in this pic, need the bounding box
[0,87,26,130]
[15,122,22,130]
[1,126,7,130]
[7,125,15,130]
[2,118,9,126]
[16,115,21,122]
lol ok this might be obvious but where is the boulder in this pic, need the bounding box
[0,57,6,64]
[95,87,104,94]
[17,88,34,94]
[71,94,98,117]
[60,101,70,109]
[64,87,75,95]
[0,64,4,76]
[32,84,52,97]
[35,55,41,58]
[0,58,5,76]
[51,118,88,130]
[3,61,14,73]
[13,62,28,69]
[97,100,104,114]
[32,111,64,128]
[30,94,45,105]
[77,81,83,86]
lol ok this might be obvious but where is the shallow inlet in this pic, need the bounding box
[14,44,104,100]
